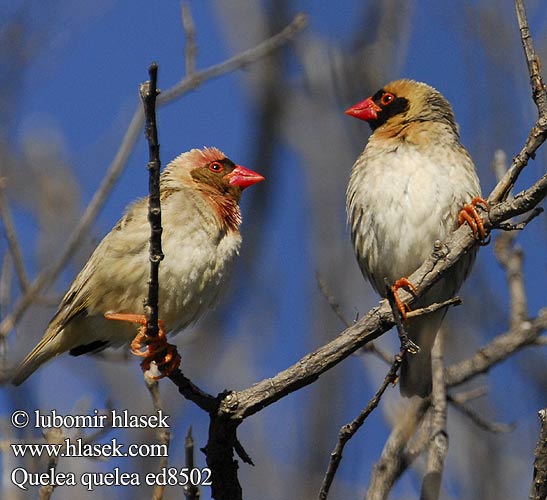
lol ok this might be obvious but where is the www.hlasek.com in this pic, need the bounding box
[10,409,211,491]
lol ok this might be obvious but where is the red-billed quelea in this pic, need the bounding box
[345,79,487,397]
[12,147,264,385]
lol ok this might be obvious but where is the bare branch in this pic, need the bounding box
[365,399,430,500]
[221,303,394,420]
[490,0,547,203]
[515,0,547,109]
[498,207,544,231]
[316,272,352,329]
[448,394,515,434]
[0,180,29,292]
[446,309,547,387]
[365,305,544,498]
[406,297,462,319]
[530,408,547,500]
[494,234,528,329]
[448,386,488,404]
[318,350,403,499]
[158,14,307,105]
[211,164,547,420]
[317,294,460,497]
[38,428,64,500]
[145,377,171,500]
[139,62,164,340]
[181,3,197,75]
[421,335,447,500]
[168,370,216,412]
[317,273,395,365]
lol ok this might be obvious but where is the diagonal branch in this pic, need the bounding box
[157,14,307,105]
[447,394,515,434]
[318,351,403,500]
[209,167,547,423]
[181,3,197,76]
[445,308,547,387]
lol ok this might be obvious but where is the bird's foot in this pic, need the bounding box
[458,196,490,245]
[104,312,181,379]
[391,278,417,321]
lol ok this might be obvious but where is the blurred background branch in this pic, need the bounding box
[2,1,547,499]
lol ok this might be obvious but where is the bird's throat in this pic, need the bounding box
[208,194,242,233]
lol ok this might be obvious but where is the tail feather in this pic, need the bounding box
[12,329,62,386]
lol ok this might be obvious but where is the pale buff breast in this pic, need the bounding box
[347,136,480,296]
[82,189,241,344]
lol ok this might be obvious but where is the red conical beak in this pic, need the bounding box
[345,97,381,122]
[227,165,265,189]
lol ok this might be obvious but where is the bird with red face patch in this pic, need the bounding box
[345,79,488,397]
[12,147,264,385]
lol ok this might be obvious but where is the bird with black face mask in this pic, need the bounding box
[346,79,487,397]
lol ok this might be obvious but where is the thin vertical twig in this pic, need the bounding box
[139,63,164,340]
[514,0,547,106]
[0,181,29,292]
[492,150,529,329]
[181,3,197,75]
[38,429,64,500]
[145,377,171,500]
[530,409,547,500]
[365,399,430,500]
[184,427,201,500]
[490,0,547,203]
[0,253,12,358]
[420,334,448,500]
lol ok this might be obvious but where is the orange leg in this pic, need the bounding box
[458,196,490,245]
[104,312,181,378]
[391,277,417,321]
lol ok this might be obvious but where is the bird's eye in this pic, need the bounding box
[380,93,395,106]
[208,162,224,173]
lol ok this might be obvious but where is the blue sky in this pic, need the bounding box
[3,1,547,499]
